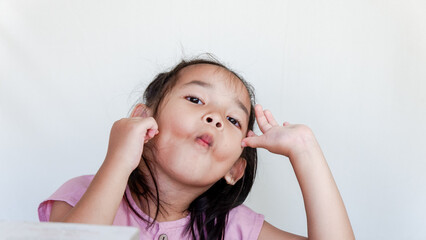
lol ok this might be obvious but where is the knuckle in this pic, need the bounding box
[297,124,313,135]
[146,117,158,126]
[113,118,125,127]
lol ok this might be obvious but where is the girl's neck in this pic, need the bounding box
[131,190,190,222]
[132,159,209,222]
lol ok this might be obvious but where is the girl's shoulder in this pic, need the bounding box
[55,175,94,192]
[48,175,94,203]
[38,175,94,221]
[226,204,265,240]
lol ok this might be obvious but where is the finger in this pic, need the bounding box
[241,135,265,149]
[255,104,272,133]
[144,129,158,143]
[246,130,258,137]
[140,117,158,141]
[147,129,157,138]
[143,117,159,131]
[264,109,279,126]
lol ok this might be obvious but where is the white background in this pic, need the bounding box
[1,1,425,239]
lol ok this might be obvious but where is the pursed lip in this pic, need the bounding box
[196,133,214,148]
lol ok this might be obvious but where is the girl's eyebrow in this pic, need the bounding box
[236,100,249,117]
[181,80,249,117]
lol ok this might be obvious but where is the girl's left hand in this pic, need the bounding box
[242,104,319,159]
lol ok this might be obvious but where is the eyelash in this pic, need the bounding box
[184,95,242,129]
[185,96,203,105]
[227,116,241,128]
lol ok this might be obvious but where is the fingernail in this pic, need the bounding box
[241,141,247,147]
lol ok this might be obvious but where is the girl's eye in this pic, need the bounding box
[185,96,203,105]
[227,116,241,128]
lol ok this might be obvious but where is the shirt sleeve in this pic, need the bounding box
[38,175,94,222]
[225,204,265,240]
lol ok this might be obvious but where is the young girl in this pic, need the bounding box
[38,58,355,240]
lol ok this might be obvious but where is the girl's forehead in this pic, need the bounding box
[175,64,251,102]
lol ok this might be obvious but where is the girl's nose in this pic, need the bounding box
[203,114,223,129]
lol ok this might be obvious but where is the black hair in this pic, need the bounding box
[124,56,257,240]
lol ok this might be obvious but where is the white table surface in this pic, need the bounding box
[0,221,140,240]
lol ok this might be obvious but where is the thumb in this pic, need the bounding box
[242,135,266,149]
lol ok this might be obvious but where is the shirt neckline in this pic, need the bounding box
[125,185,190,229]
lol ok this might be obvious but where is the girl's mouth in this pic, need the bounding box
[196,134,213,147]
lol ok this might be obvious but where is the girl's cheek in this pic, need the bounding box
[167,118,192,136]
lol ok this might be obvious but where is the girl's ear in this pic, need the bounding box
[131,103,152,118]
[224,158,247,185]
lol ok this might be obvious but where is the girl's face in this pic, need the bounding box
[150,64,251,188]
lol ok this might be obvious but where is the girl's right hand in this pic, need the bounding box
[104,117,159,174]
[49,117,158,224]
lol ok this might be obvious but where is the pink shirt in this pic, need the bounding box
[38,175,264,240]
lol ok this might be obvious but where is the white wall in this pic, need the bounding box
[1,1,425,239]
